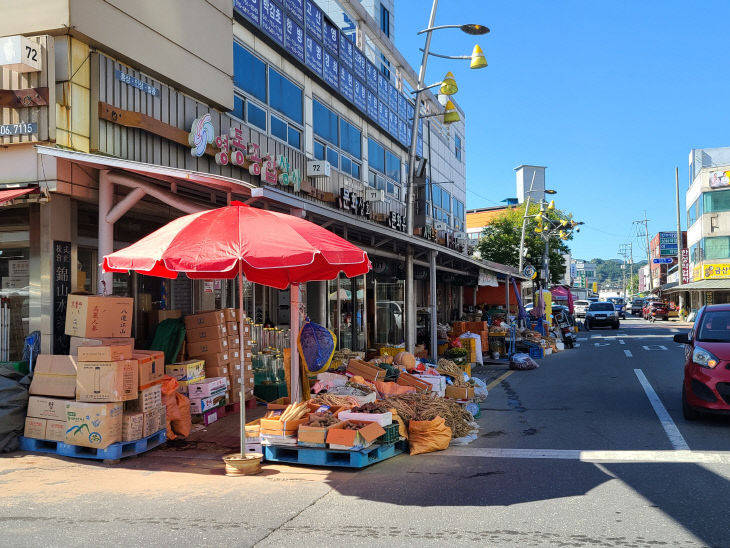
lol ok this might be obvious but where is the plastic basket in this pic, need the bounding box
[377,423,400,445]
[527,345,544,359]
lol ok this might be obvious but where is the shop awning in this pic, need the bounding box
[34,145,256,195]
[665,279,730,292]
[0,187,37,205]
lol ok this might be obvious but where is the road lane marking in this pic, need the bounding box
[487,370,514,391]
[428,447,729,464]
[634,369,690,451]
[642,345,668,351]
[619,339,625,345]
[574,343,580,348]
[577,338,587,341]
[594,342,611,347]
[624,350,633,358]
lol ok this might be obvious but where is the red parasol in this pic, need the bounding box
[103,201,370,455]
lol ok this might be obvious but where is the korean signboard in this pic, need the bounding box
[234,0,413,149]
[53,241,72,354]
[681,248,690,284]
[702,263,730,280]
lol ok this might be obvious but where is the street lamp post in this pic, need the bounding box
[403,1,488,352]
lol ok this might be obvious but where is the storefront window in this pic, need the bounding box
[327,275,365,351]
[374,279,404,346]
[704,189,730,214]
[702,236,730,260]
[0,246,30,361]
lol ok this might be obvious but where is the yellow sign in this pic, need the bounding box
[692,265,702,282]
[592,282,597,293]
[702,263,730,279]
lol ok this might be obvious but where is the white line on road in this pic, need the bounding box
[577,338,587,341]
[594,342,611,347]
[574,343,580,348]
[427,447,730,464]
[619,339,625,345]
[634,369,690,451]
[624,350,632,358]
[642,345,668,351]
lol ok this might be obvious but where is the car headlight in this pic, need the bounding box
[692,347,719,369]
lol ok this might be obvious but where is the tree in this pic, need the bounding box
[627,273,639,294]
[476,203,573,285]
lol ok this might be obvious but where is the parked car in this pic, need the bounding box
[629,298,645,315]
[674,305,730,420]
[643,300,668,321]
[584,302,619,330]
[608,297,626,319]
[574,300,590,318]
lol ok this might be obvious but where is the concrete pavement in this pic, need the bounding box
[3,316,730,547]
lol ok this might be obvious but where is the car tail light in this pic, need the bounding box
[693,347,719,369]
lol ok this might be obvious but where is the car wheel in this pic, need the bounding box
[613,322,619,329]
[682,386,700,421]
[584,320,590,331]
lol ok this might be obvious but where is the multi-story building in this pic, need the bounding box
[0,0,518,359]
[672,146,730,309]
[639,264,650,294]
[572,260,597,294]
[649,231,686,290]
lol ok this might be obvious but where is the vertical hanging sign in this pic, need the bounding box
[53,241,72,354]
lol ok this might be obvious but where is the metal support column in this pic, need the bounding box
[98,171,114,295]
[429,250,438,360]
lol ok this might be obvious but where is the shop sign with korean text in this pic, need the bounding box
[702,263,730,280]
[681,248,690,284]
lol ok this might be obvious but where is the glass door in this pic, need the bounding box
[374,279,405,346]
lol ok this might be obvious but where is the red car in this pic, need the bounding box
[674,304,730,419]
[643,300,668,321]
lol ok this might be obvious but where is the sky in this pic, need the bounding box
[394,0,730,262]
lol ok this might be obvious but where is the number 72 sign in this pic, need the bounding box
[0,36,42,73]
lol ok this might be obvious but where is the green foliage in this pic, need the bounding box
[627,273,639,294]
[476,203,572,285]
[590,258,648,285]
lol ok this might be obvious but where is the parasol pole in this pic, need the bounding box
[239,260,247,456]
[290,283,301,402]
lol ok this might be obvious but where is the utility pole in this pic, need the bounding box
[675,166,685,310]
[618,243,633,298]
[633,213,651,292]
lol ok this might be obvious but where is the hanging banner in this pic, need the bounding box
[53,241,72,354]
[478,269,498,287]
[681,248,690,284]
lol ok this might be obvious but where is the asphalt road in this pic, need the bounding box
[3,316,730,547]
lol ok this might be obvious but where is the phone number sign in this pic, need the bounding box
[0,123,37,136]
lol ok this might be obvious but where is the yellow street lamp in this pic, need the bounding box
[440,72,458,95]
[470,44,487,69]
[443,100,460,124]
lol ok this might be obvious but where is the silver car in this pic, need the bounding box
[574,300,590,318]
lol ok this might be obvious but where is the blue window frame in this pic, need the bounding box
[314,141,325,160]
[314,99,361,178]
[313,100,339,145]
[247,102,267,131]
[368,138,385,173]
[455,134,462,161]
[339,118,361,159]
[233,44,266,102]
[385,150,400,183]
[269,67,303,125]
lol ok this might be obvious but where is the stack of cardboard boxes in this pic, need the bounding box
[123,349,166,441]
[450,321,489,356]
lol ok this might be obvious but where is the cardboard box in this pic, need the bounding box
[229,390,241,403]
[227,336,241,349]
[205,365,229,378]
[326,420,385,449]
[186,338,228,357]
[27,396,70,421]
[122,411,144,441]
[226,321,238,334]
[260,404,308,435]
[46,420,66,442]
[165,360,205,381]
[76,360,138,402]
[177,377,205,395]
[24,417,46,439]
[189,393,227,414]
[77,343,134,362]
[143,408,161,437]
[413,374,446,397]
[155,309,181,324]
[132,351,165,389]
[298,420,342,446]
[444,385,475,400]
[29,355,77,398]
[158,406,167,432]
[125,383,162,413]
[337,410,392,426]
[186,323,227,342]
[69,336,135,356]
[197,351,229,369]
[65,401,123,449]
[223,308,239,322]
[188,377,227,398]
[65,295,134,338]
[183,310,225,331]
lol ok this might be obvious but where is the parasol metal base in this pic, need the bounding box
[223,452,263,476]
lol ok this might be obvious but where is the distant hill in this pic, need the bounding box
[590,258,647,285]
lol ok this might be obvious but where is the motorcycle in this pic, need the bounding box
[555,309,576,348]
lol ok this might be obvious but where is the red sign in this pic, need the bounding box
[681,248,690,284]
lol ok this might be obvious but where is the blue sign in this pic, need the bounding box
[305,0,323,39]
[398,94,407,120]
[366,60,378,92]
[323,50,339,89]
[353,48,366,81]
[323,20,338,55]
[353,79,367,113]
[339,33,353,69]
[366,90,378,121]
[652,258,673,264]
[378,72,389,101]
[234,0,260,24]
[389,109,398,136]
[398,119,407,145]
[284,16,305,63]
[388,84,399,112]
[115,70,159,96]
[659,243,678,250]
[378,100,389,129]
[407,101,415,122]
[284,0,303,23]
[305,35,322,76]
[261,0,284,45]
[339,66,354,101]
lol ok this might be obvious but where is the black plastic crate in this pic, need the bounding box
[377,422,400,445]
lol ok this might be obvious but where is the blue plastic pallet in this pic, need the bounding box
[19,429,167,462]
[263,440,407,468]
